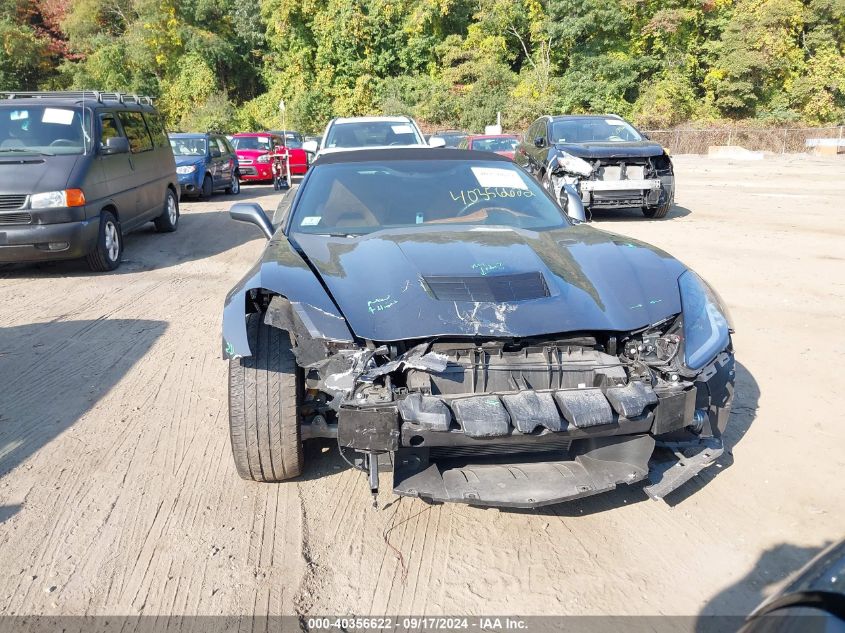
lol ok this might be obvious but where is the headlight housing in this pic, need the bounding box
[678,270,732,370]
[557,152,593,177]
[176,165,197,174]
[257,153,271,163]
[30,189,86,208]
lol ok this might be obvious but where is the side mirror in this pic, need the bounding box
[101,136,129,155]
[229,202,274,239]
[428,136,446,148]
[302,140,318,154]
[533,136,545,149]
[210,147,222,158]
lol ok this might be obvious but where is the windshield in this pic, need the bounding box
[170,137,207,156]
[438,132,467,147]
[550,118,643,143]
[291,160,566,235]
[325,121,423,149]
[0,106,92,155]
[471,137,519,152]
[232,136,272,151]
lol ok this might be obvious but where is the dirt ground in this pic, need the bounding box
[1,155,843,623]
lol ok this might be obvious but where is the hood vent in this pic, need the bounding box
[424,272,550,302]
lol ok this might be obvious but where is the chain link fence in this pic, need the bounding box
[641,126,845,155]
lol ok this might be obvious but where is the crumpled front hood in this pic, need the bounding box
[290,225,686,342]
[555,141,665,159]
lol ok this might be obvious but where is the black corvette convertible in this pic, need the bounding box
[223,148,734,508]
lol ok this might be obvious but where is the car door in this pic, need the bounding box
[116,110,156,226]
[206,136,222,188]
[143,112,175,200]
[212,136,232,186]
[94,111,137,217]
[221,136,238,177]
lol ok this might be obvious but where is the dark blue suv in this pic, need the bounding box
[168,132,240,199]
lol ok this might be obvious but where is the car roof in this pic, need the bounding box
[332,116,413,125]
[232,132,278,137]
[169,132,212,138]
[313,147,512,165]
[548,114,624,121]
[0,97,155,112]
[467,134,519,139]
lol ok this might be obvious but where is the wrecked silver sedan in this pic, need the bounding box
[223,148,734,508]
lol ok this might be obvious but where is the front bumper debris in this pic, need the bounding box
[644,437,724,500]
[332,349,733,508]
[263,295,733,508]
[393,434,655,508]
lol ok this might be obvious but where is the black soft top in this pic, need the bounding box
[313,148,513,165]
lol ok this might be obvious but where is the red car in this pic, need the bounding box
[269,130,309,175]
[231,133,284,182]
[459,134,520,159]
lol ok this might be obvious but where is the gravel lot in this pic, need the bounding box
[0,155,843,622]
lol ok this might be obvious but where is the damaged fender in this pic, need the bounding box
[221,239,353,359]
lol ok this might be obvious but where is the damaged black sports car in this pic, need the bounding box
[223,148,734,508]
[516,114,675,219]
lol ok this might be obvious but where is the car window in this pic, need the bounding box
[0,105,92,155]
[117,111,153,153]
[291,160,566,235]
[232,136,272,151]
[221,137,235,154]
[471,137,519,152]
[282,132,302,148]
[100,113,122,143]
[550,118,643,143]
[324,121,423,148]
[214,137,228,155]
[143,113,168,147]
[169,137,207,156]
[527,120,539,143]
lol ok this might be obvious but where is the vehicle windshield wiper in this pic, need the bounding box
[0,147,55,156]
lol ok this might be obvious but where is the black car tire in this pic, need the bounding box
[86,210,122,272]
[643,201,671,218]
[643,184,673,219]
[153,188,179,232]
[201,175,213,199]
[225,173,240,195]
[228,312,303,482]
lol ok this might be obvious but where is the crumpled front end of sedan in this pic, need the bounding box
[255,271,733,509]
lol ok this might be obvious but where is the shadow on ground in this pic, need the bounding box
[0,504,21,523]
[588,204,692,222]
[696,541,830,627]
[0,319,166,483]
